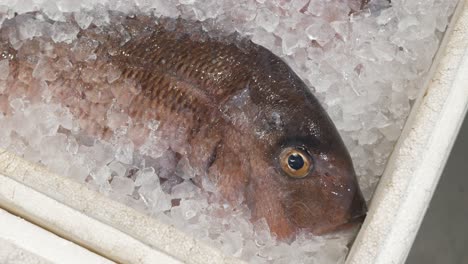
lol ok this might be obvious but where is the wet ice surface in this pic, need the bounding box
[0,0,459,263]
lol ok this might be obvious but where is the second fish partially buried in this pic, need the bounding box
[0,12,367,240]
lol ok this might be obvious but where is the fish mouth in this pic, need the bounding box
[312,193,368,235]
[348,190,368,221]
[328,185,369,233]
[312,212,367,235]
[335,213,367,232]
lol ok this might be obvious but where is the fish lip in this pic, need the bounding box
[350,192,368,219]
[350,194,368,220]
[312,213,367,235]
[349,212,367,225]
[310,198,368,236]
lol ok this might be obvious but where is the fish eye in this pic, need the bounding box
[279,147,313,178]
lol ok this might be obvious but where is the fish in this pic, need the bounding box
[0,12,367,240]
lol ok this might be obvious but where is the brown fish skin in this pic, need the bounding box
[0,13,366,240]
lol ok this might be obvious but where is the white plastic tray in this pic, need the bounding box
[0,1,467,263]
[0,208,112,264]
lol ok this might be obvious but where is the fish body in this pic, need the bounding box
[0,12,366,239]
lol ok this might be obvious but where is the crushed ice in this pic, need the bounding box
[0,0,459,263]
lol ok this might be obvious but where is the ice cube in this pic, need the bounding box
[305,20,336,46]
[13,0,36,14]
[91,165,112,186]
[281,32,302,56]
[135,167,158,186]
[110,176,135,196]
[376,8,395,25]
[56,0,82,13]
[108,160,127,178]
[68,164,90,182]
[219,230,243,257]
[74,12,94,30]
[151,0,180,18]
[398,16,419,31]
[174,157,195,180]
[179,0,195,4]
[142,185,172,213]
[379,124,402,141]
[106,105,129,130]
[251,28,277,50]
[192,0,221,21]
[0,60,10,80]
[178,199,200,220]
[307,0,325,16]
[255,8,279,33]
[9,98,26,113]
[42,1,66,22]
[32,57,58,82]
[51,21,79,44]
[290,0,310,12]
[106,66,122,84]
[115,139,134,164]
[171,180,198,200]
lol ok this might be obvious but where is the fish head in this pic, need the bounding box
[237,47,367,240]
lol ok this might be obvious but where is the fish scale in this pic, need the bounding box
[117,28,253,103]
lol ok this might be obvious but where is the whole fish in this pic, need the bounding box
[0,12,366,240]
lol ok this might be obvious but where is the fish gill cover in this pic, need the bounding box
[0,0,458,263]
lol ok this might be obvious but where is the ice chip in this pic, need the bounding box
[56,0,82,13]
[9,98,26,113]
[108,160,127,178]
[13,0,35,13]
[306,20,336,46]
[255,8,279,33]
[175,157,195,180]
[178,199,201,220]
[379,124,402,141]
[111,176,135,196]
[32,57,58,82]
[74,12,94,30]
[107,66,122,84]
[139,184,172,213]
[281,32,302,56]
[307,0,325,16]
[179,0,195,4]
[0,60,10,81]
[135,167,158,186]
[290,0,310,12]
[91,165,112,186]
[42,1,65,22]
[192,0,221,21]
[115,139,134,164]
[68,164,90,182]
[251,28,276,51]
[398,16,419,31]
[171,180,198,200]
[151,0,180,18]
[376,8,395,25]
[220,230,243,256]
[51,21,79,44]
